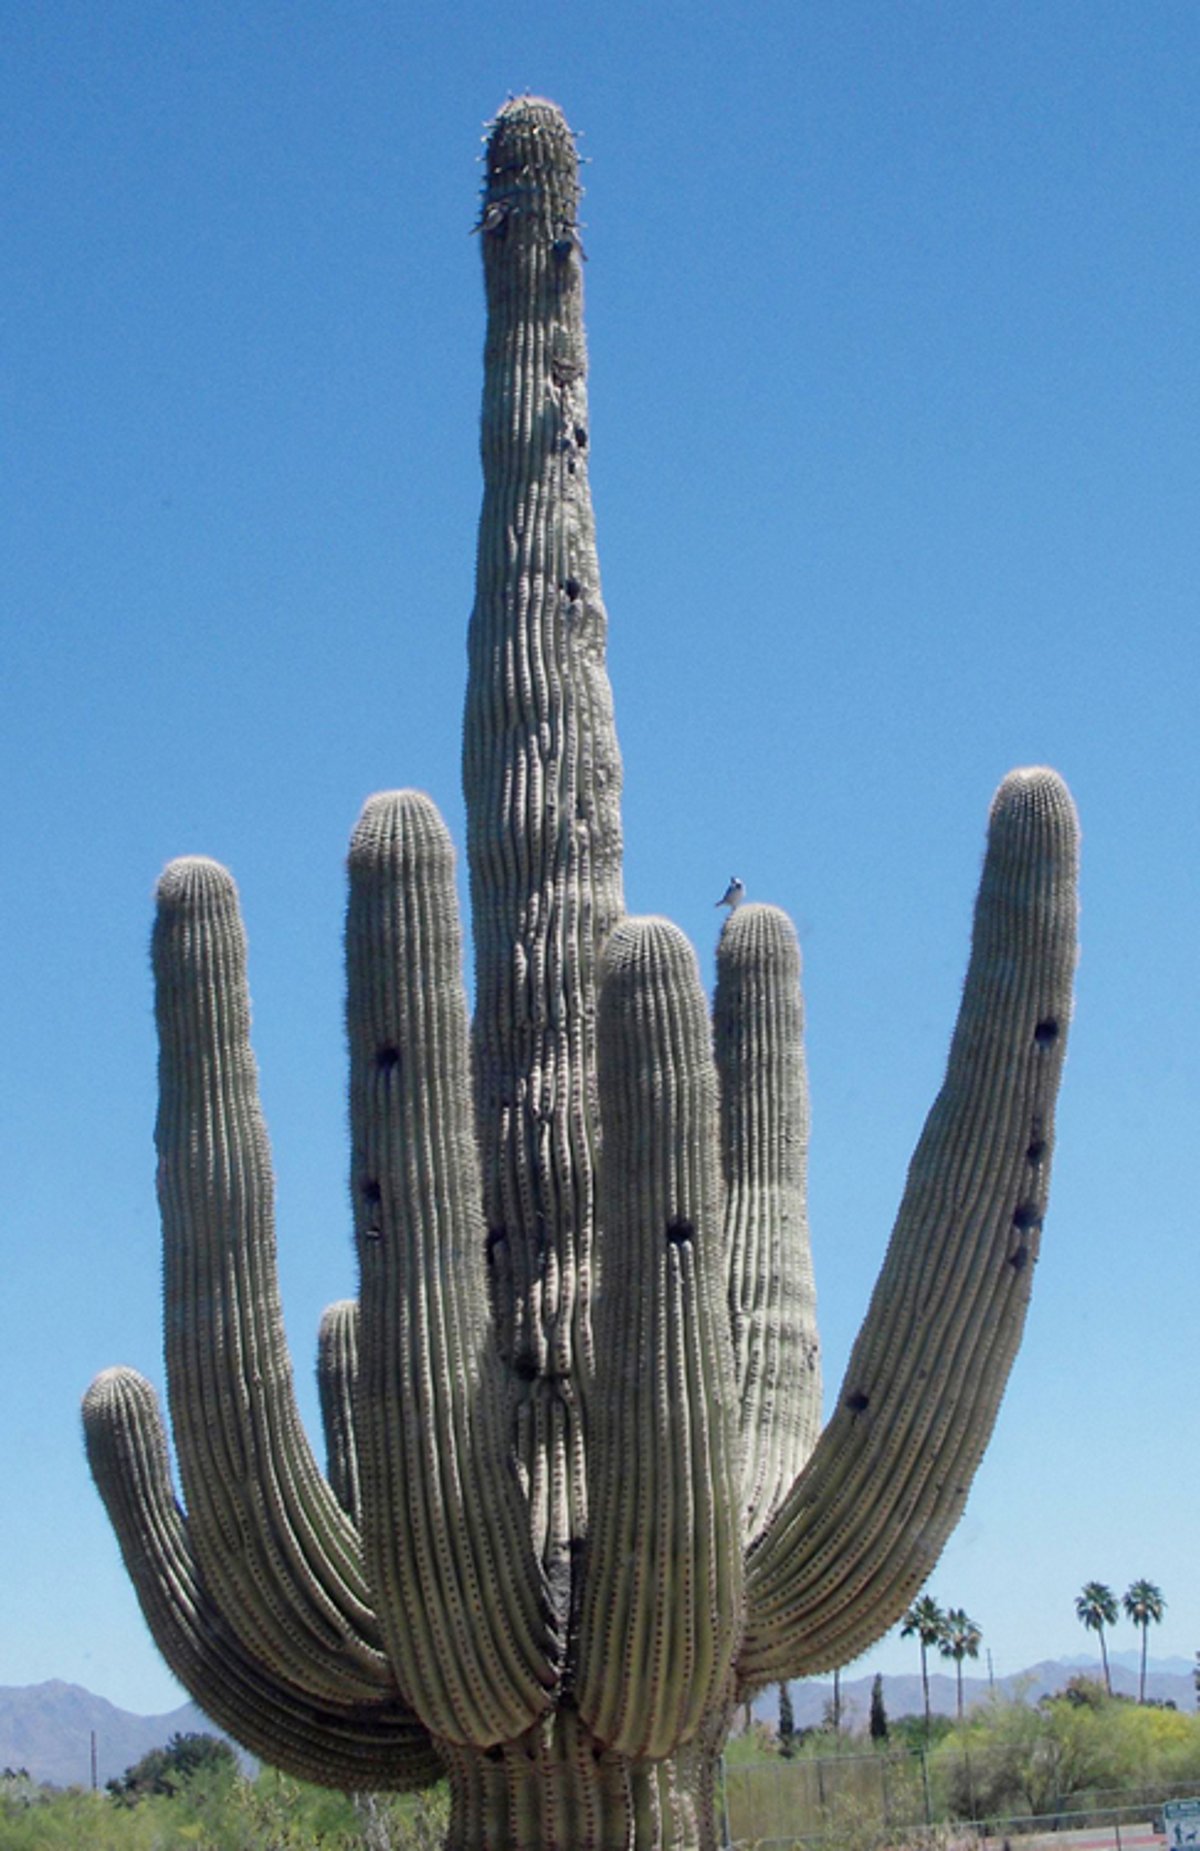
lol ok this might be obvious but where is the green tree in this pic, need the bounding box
[1123,1579,1166,1702]
[935,1693,1115,1823]
[1075,1582,1119,1695]
[777,1683,796,1758]
[938,1608,983,1721]
[869,1673,889,1745]
[901,1595,947,1740]
[106,1730,236,1804]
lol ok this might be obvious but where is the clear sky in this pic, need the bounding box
[4,2,1197,1717]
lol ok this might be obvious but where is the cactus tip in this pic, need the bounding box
[155,855,238,911]
[988,765,1079,843]
[82,1364,157,1423]
[349,789,451,865]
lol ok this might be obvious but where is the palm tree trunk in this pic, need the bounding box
[1139,1623,1148,1703]
[921,1645,931,1740]
[1099,1627,1112,1697]
[956,1658,964,1722]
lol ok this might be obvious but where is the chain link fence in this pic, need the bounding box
[723,1744,1196,1847]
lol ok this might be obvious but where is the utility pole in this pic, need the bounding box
[90,1730,98,1791]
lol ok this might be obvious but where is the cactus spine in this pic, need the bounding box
[83,97,1079,1850]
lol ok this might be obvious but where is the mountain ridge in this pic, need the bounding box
[752,1656,1194,1734]
[0,1681,239,1789]
[4,1657,1194,1788]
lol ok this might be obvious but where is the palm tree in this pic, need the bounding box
[901,1595,946,1740]
[938,1608,983,1721]
[1075,1582,1119,1695]
[1123,1579,1166,1703]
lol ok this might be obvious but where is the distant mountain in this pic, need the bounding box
[0,1682,239,1789]
[749,1655,1196,1735]
[5,1655,1195,1788]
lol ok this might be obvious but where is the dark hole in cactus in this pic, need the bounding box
[1009,1244,1030,1271]
[515,1354,539,1382]
[564,576,581,601]
[1026,1137,1047,1164]
[553,236,574,260]
[846,1390,870,1413]
[1034,1017,1059,1046]
[485,1226,507,1267]
[485,1746,504,1763]
[361,1178,382,1204]
[1012,1202,1042,1232]
[376,1044,401,1074]
[566,457,576,475]
[665,1216,694,1247]
[574,423,588,448]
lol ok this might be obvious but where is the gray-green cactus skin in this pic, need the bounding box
[83,97,1080,1850]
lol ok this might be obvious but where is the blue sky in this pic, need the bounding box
[4,2,1197,1718]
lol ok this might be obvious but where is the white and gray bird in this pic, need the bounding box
[716,876,745,910]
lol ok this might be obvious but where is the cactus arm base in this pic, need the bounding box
[82,1367,443,1791]
[439,1709,728,1851]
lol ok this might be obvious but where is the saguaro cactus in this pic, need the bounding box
[84,97,1079,1850]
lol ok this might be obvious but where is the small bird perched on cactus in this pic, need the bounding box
[717,875,746,909]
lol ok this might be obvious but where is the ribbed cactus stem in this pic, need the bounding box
[741,766,1079,1682]
[440,1717,720,1851]
[465,102,624,1457]
[346,790,556,1744]
[714,903,820,1542]
[152,856,389,1702]
[578,920,741,1758]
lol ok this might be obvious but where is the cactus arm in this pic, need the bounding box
[347,791,557,1745]
[740,768,1079,1684]
[577,919,742,1759]
[464,99,624,1435]
[153,856,390,1701]
[317,1301,361,1525]
[714,904,821,1546]
[82,1367,442,1791]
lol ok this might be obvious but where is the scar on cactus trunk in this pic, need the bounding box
[83,96,1079,1851]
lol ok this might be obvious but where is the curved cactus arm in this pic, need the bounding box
[82,1367,443,1791]
[153,856,390,1702]
[741,768,1079,1685]
[348,791,557,1746]
[317,1301,361,1526]
[577,919,742,1759]
[714,903,821,1547]
[465,96,625,1420]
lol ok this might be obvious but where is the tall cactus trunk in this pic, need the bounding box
[464,96,623,1597]
[441,1715,727,1851]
